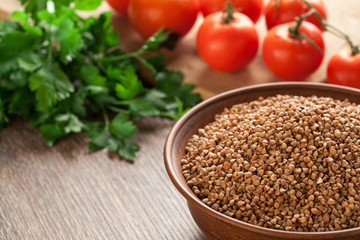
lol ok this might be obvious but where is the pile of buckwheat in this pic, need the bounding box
[181,95,360,232]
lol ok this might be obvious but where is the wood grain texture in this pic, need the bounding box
[0,0,360,239]
[0,118,206,240]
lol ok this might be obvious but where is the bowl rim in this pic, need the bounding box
[164,82,360,237]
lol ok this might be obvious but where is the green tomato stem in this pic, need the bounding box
[299,33,323,54]
[350,43,360,55]
[301,0,359,56]
[288,8,323,55]
[301,0,327,29]
[222,1,236,24]
[273,0,280,21]
[288,9,316,38]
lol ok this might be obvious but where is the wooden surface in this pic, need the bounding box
[1,0,360,239]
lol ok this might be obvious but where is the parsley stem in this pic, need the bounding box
[108,106,130,115]
[114,100,131,105]
[102,107,110,126]
[47,28,53,62]
[159,112,177,120]
[104,50,143,62]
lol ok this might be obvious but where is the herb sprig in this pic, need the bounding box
[0,0,201,161]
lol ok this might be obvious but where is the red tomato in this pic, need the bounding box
[106,0,129,15]
[262,21,325,81]
[200,0,263,23]
[197,12,259,72]
[327,47,360,89]
[128,0,200,39]
[264,0,327,31]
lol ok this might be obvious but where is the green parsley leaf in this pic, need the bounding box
[109,113,137,139]
[175,83,202,109]
[22,0,47,17]
[108,137,139,162]
[54,0,73,8]
[114,64,142,100]
[117,139,139,162]
[143,90,171,112]
[8,88,35,118]
[0,2,202,161]
[55,18,84,62]
[17,52,43,72]
[0,20,20,38]
[81,65,107,87]
[55,113,86,134]
[21,23,43,36]
[29,63,74,110]
[10,11,27,23]
[40,123,66,146]
[1,70,28,90]
[84,12,118,52]
[128,98,160,119]
[69,91,87,118]
[155,70,183,93]
[86,121,108,151]
[0,31,39,62]
[75,0,103,11]
[155,70,201,109]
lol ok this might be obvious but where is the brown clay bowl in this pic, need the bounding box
[164,82,360,240]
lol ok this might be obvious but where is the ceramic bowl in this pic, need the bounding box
[164,82,360,240]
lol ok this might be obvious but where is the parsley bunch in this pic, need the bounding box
[0,0,201,161]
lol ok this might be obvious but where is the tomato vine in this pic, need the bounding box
[300,0,359,55]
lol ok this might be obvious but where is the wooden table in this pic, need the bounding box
[1,1,359,239]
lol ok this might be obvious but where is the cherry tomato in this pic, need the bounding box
[106,0,129,15]
[128,0,200,39]
[327,47,360,89]
[197,12,259,72]
[264,0,327,31]
[262,21,325,81]
[200,0,263,23]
